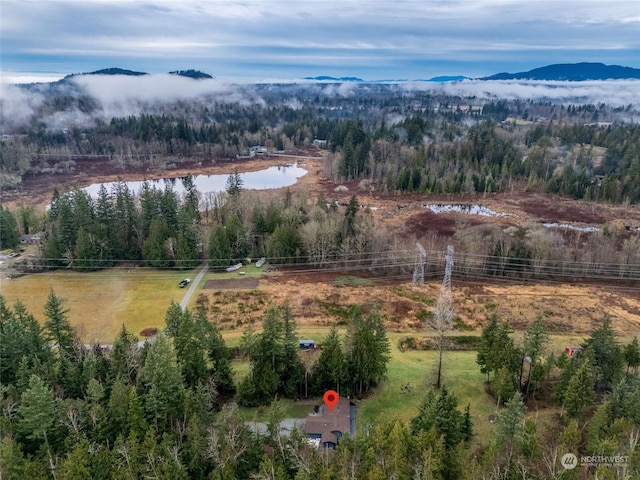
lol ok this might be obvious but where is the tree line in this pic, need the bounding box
[2,88,640,204]
[2,179,640,286]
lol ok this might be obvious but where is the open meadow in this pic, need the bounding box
[0,267,203,342]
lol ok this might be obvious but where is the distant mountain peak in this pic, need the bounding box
[169,69,214,79]
[84,67,148,76]
[425,75,469,83]
[304,75,364,82]
[480,62,640,81]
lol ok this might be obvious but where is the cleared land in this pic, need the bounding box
[2,152,640,440]
[204,278,259,290]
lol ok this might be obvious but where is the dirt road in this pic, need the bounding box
[180,264,209,309]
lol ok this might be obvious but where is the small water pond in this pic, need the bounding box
[423,204,509,218]
[82,163,308,197]
[542,222,600,232]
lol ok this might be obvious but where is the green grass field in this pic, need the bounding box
[231,330,498,440]
[0,267,202,342]
[0,263,274,342]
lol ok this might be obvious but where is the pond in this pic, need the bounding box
[82,163,308,198]
[423,204,509,218]
[542,222,600,232]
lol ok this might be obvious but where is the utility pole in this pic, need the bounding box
[432,245,454,388]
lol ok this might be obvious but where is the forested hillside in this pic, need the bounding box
[2,84,640,204]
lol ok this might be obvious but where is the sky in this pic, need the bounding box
[1,0,639,82]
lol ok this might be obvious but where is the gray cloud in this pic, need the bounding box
[1,0,638,79]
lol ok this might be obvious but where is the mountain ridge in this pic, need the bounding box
[14,62,640,86]
[480,62,640,81]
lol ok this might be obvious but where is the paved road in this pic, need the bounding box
[180,263,209,309]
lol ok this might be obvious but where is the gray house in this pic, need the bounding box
[305,397,356,448]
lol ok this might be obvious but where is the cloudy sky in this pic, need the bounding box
[1,0,639,82]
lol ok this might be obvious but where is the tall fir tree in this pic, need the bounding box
[138,332,185,430]
[313,326,348,395]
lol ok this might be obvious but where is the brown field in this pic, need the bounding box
[204,278,260,290]
[3,152,640,342]
[194,272,640,339]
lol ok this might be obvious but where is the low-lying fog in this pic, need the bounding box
[1,75,639,131]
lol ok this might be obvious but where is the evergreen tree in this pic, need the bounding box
[18,374,56,443]
[623,336,640,374]
[343,194,359,239]
[93,183,115,264]
[523,313,549,396]
[57,443,92,480]
[103,377,131,442]
[563,357,595,418]
[109,324,138,384]
[267,223,305,263]
[0,298,48,386]
[345,306,390,396]
[43,289,76,361]
[196,304,235,395]
[411,387,470,480]
[280,304,304,398]
[72,189,95,234]
[208,224,231,267]
[225,169,244,197]
[164,301,183,339]
[476,315,519,384]
[0,436,35,479]
[143,218,172,268]
[477,314,499,382]
[174,308,209,389]
[74,227,96,270]
[112,182,140,259]
[494,391,526,474]
[238,307,283,406]
[138,332,185,429]
[313,327,348,395]
[582,317,624,392]
[0,205,20,249]
[139,181,163,239]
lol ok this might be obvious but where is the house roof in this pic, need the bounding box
[305,397,352,442]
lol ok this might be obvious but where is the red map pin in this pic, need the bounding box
[323,390,339,413]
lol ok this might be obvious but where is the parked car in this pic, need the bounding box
[178,278,191,288]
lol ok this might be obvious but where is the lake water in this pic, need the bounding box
[82,163,308,198]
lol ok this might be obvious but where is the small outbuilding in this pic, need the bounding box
[299,339,315,350]
[566,346,582,356]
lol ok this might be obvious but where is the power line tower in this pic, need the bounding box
[412,242,426,287]
[440,245,454,311]
[432,245,454,388]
